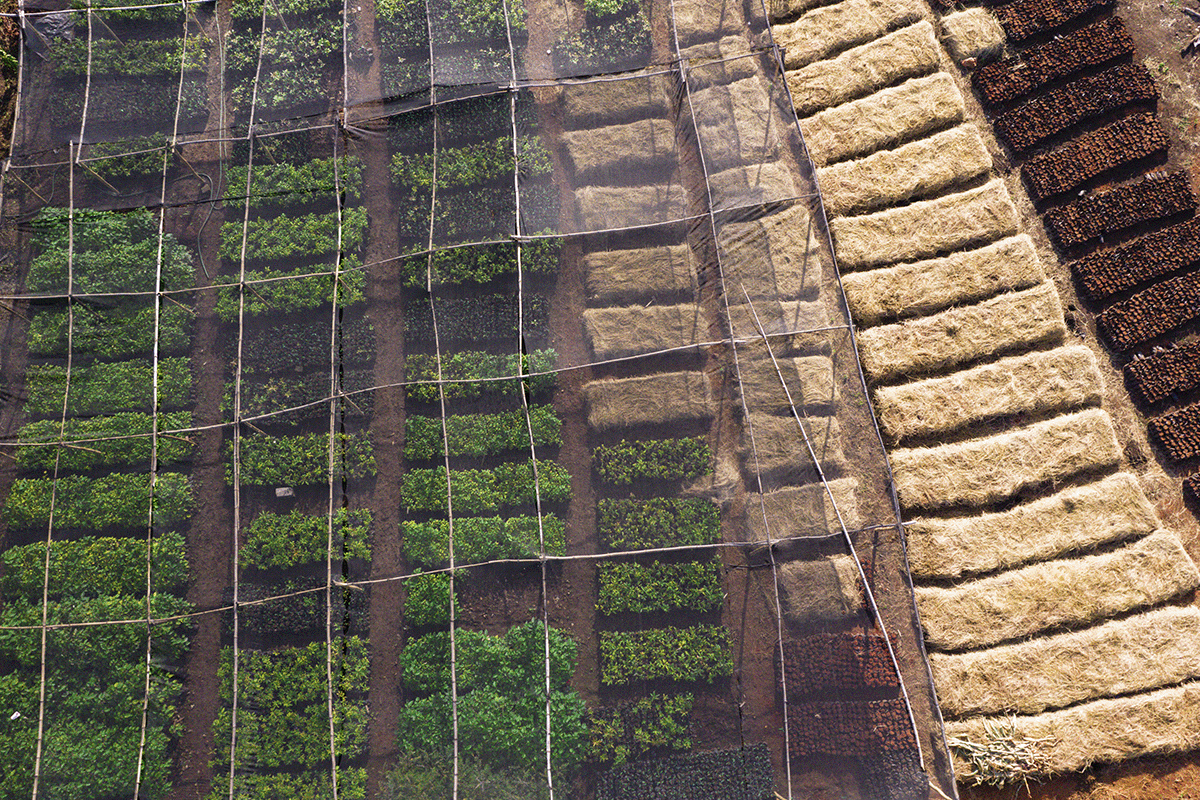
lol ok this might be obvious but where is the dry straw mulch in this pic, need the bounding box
[773,0,922,69]
[916,530,1199,651]
[940,8,1006,63]
[874,344,1102,441]
[745,478,860,540]
[719,203,824,301]
[741,412,847,478]
[575,184,688,231]
[800,72,965,167]
[905,471,1159,579]
[562,118,678,179]
[584,303,705,359]
[584,244,696,304]
[778,554,865,624]
[841,234,1043,327]
[786,21,939,116]
[584,371,716,430]
[737,353,835,412]
[856,281,1065,384]
[890,408,1120,511]
[818,124,992,217]
[932,606,1200,717]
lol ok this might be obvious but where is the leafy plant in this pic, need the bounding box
[24,357,191,418]
[401,513,565,566]
[599,625,733,685]
[593,437,711,485]
[242,508,372,569]
[226,156,363,208]
[404,405,560,460]
[405,348,556,402]
[239,576,368,634]
[0,532,189,598]
[228,430,375,486]
[597,497,720,551]
[15,411,193,472]
[397,239,559,287]
[214,265,366,321]
[405,293,548,343]
[213,769,367,800]
[597,557,723,615]
[28,302,192,360]
[51,36,210,75]
[2,472,193,531]
[404,570,460,627]
[588,693,693,765]
[400,460,571,513]
[219,207,367,263]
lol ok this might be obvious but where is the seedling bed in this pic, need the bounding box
[1071,216,1200,300]
[1148,402,1200,461]
[1125,340,1200,405]
[992,0,1115,42]
[1046,172,1195,248]
[787,697,917,759]
[1021,112,1167,202]
[1097,269,1200,350]
[782,630,899,696]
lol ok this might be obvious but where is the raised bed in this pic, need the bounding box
[1097,269,1200,350]
[1126,340,1200,404]
[1149,401,1200,461]
[1071,216,1200,300]
[995,63,1158,152]
[773,0,922,70]
[597,744,774,800]
[992,0,1114,42]
[1048,172,1195,249]
[788,697,916,758]
[783,630,899,696]
[1187,473,1200,504]
[1021,113,1167,202]
[972,17,1133,108]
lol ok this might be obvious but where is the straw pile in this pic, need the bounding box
[742,412,847,478]
[768,0,837,22]
[738,354,835,410]
[786,22,939,116]
[692,76,781,170]
[774,0,922,69]
[817,124,991,217]
[800,73,965,167]
[584,303,705,359]
[745,477,859,540]
[778,554,865,624]
[585,244,696,303]
[830,178,1019,270]
[841,234,1043,326]
[680,37,761,86]
[916,530,1198,651]
[563,118,678,179]
[856,281,1065,384]
[576,184,688,231]
[874,345,1102,441]
[672,0,744,46]
[941,8,1006,63]
[890,408,1121,511]
[946,681,1200,777]
[726,298,829,342]
[584,371,716,430]
[563,78,672,127]
[718,203,823,300]
[906,472,1159,579]
[931,606,1200,718]
[708,162,797,210]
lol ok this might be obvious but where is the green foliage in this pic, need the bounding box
[85,134,171,179]
[402,513,565,566]
[405,293,548,342]
[597,557,723,615]
[553,3,649,73]
[73,0,196,18]
[215,769,367,800]
[385,752,550,800]
[224,368,375,422]
[0,531,188,598]
[51,36,210,75]
[397,239,559,287]
[28,302,193,360]
[236,315,374,374]
[15,411,193,472]
[593,437,711,485]
[229,430,375,486]
[214,265,365,320]
[390,136,550,190]
[218,637,369,706]
[219,207,367,262]
[226,156,362,207]
[397,621,587,774]
[404,405,560,461]
[230,0,340,21]
[24,357,191,417]
[29,208,194,294]
[400,460,571,514]
[242,508,372,569]
[2,472,193,531]
[597,497,720,551]
[404,570,459,627]
[224,25,342,73]
[588,693,693,765]
[239,576,368,635]
[599,625,734,686]
[398,182,515,243]
[405,348,556,402]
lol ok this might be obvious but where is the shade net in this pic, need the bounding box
[0,0,956,798]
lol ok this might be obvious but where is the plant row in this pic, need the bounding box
[375,0,527,55]
[404,348,557,402]
[30,208,194,294]
[599,624,733,686]
[596,743,774,800]
[51,36,210,75]
[1125,340,1200,405]
[1,531,188,598]
[233,316,375,375]
[218,207,368,263]
[399,621,575,695]
[229,0,340,22]
[224,26,342,74]
[218,636,369,707]
[84,133,172,180]
[15,411,192,472]
[397,183,516,244]
[391,136,552,190]
[1186,473,1200,506]
[223,368,374,422]
[2,471,193,530]
[400,459,571,513]
[551,0,650,77]
[588,693,693,765]
[1022,112,1167,202]
[1071,216,1200,301]
[596,557,722,615]
[1097,268,1200,351]
[56,76,207,125]
[214,265,366,321]
[995,63,1157,152]
[214,770,366,800]
[1047,171,1195,248]
[405,293,549,343]
[72,0,208,20]
[28,302,193,361]
[388,93,534,153]
[788,698,916,759]
[401,513,566,566]
[401,570,460,626]
[25,356,191,418]
[228,430,375,486]
[226,156,363,208]
[992,0,1115,43]
[242,507,373,569]
[972,17,1133,108]
[238,576,369,634]
[405,404,560,460]
[593,436,711,486]
[1148,401,1200,461]
[397,239,560,288]
[597,497,721,551]
[782,631,898,697]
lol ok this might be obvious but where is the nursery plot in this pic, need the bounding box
[1125,339,1200,405]
[1072,215,1200,301]
[992,0,1115,42]
[1047,171,1195,249]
